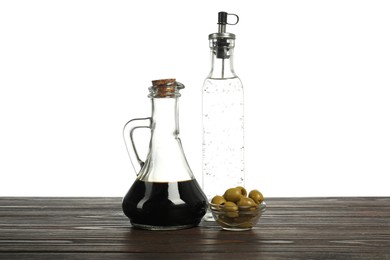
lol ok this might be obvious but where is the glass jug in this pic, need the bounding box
[122,79,208,230]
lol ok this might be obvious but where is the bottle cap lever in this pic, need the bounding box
[218,12,239,33]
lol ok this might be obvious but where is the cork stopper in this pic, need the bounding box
[151,78,176,86]
[149,78,184,98]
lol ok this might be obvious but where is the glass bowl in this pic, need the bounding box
[210,201,266,231]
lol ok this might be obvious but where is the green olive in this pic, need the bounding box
[221,201,238,211]
[237,197,257,208]
[223,188,243,202]
[249,189,264,204]
[236,186,247,197]
[211,195,226,205]
[221,201,239,218]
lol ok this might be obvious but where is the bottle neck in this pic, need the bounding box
[138,96,194,182]
[207,38,237,79]
[151,97,179,137]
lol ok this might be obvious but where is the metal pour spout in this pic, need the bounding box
[208,12,239,60]
[217,11,239,33]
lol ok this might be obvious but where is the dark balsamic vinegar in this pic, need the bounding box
[122,179,208,229]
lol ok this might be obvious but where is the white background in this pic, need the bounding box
[1,0,389,197]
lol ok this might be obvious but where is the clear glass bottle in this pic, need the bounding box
[123,79,208,230]
[202,12,245,215]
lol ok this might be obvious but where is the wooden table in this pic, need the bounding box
[0,197,389,259]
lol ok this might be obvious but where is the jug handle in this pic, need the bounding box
[123,117,151,175]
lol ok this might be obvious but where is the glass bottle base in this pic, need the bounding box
[130,222,198,231]
[202,210,215,222]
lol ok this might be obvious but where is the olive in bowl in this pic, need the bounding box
[210,187,266,231]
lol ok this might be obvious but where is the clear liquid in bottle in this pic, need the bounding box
[202,12,245,221]
[202,77,244,200]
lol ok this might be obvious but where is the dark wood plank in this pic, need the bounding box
[1,197,389,259]
[0,252,388,260]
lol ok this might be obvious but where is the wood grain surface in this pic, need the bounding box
[0,197,389,259]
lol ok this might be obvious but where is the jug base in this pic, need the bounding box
[130,222,199,231]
